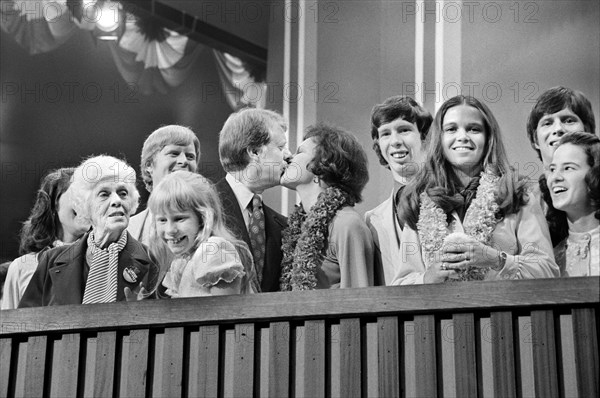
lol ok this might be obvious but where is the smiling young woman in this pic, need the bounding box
[547,132,600,276]
[392,95,559,285]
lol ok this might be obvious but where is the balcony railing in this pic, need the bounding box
[1,277,598,397]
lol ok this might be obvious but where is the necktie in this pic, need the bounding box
[82,231,127,304]
[248,194,266,284]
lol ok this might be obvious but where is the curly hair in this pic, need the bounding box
[304,122,369,204]
[400,95,528,230]
[545,132,600,245]
[140,125,201,192]
[70,155,140,225]
[18,168,75,255]
[526,86,596,162]
[370,96,433,167]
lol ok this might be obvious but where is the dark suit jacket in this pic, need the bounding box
[216,178,287,292]
[19,232,157,307]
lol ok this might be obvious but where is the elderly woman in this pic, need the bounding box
[279,123,374,290]
[128,125,200,246]
[547,132,600,276]
[19,156,157,307]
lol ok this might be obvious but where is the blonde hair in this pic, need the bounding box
[140,125,201,192]
[148,171,254,284]
[70,155,140,225]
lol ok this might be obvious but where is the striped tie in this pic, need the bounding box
[82,231,127,304]
[248,194,266,284]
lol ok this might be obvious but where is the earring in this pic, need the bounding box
[313,176,320,184]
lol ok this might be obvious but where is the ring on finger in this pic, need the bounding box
[440,263,447,271]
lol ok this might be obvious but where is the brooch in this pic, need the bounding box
[123,265,140,283]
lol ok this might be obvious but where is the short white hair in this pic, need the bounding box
[70,155,140,224]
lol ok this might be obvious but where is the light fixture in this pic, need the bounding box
[93,1,123,40]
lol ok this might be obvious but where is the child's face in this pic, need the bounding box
[535,107,585,167]
[155,209,202,257]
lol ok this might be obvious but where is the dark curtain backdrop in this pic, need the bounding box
[0,28,232,261]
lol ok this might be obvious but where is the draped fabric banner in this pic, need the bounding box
[1,1,265,109]
[213,50,267,110]
[0,1,78,54]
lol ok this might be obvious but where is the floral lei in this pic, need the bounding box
[417,169,500,281]
[280,186,352,291]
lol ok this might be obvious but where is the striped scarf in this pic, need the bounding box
[82,231,127,304]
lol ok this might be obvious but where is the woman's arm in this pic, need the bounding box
[331,212,374,288]
[17,252,50,308]
[440,195,559,279]
[392,227,456,285]
[494,195,559,279]
[391,227,426,285]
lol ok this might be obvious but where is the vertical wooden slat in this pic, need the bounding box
[125,329,149,398]
[559,314,577,397]
[51,334,81,398]
[377,316,400,398]
[440,319,455,397]
[491,311,516,398]
[404,321,416,397]
[161,327,185,398]
[453,313,477,397]
[414,315,437,398]
[93,331,117,398]
[479,318,494,397]
[330,324,340,396]
[339,318,361,398]
[188,325,219,397]
[233,323,255,398]
[25,335,48,397]
[0,338,13,398]
[572,308,599,398]
[531,310,559,398]
[304,320,326,398]
[269,322,290,397]
[260,326,269,396]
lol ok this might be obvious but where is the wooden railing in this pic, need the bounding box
[1,277,598,397]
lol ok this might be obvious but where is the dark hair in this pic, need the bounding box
[219,108,287,172]
[19,168,75,255]
[304,122,369,204]
[526,86,596,161]
[370,96,433,167]
[546,131,600,245]
[400,95,528,230]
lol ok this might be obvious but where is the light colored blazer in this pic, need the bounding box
[128,208,151,246]
[364,191,403,285]
[391,192,559,285]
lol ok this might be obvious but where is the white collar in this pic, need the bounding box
[226,173,261,210]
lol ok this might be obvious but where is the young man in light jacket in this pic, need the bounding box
[365,96,432,285]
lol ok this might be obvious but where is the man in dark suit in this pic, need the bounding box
[216,109,291,292]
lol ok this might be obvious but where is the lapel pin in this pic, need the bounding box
[123,266,140,283]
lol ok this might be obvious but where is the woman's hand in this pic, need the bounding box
[124,282,149,301]
[423,260,461,283]
[441,240,501,270]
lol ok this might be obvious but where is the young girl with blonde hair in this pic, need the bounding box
[149,171,258,297]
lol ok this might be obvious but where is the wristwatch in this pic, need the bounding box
[492,251,507,271]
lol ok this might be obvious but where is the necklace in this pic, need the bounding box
[417,169,500,281]
[280,186,352,291]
